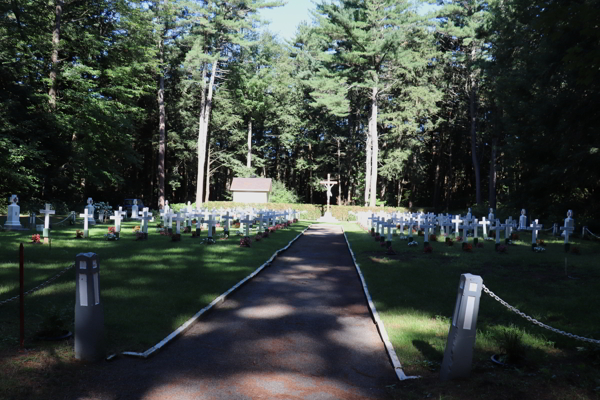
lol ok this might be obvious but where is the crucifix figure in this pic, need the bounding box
[319,173,337,214]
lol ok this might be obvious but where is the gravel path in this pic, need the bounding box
[65,224,397,400]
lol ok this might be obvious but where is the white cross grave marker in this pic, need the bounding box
[79,208,91,238]
[530,219,543,246]
[319,173,337,214]
[39,203,55,243]
[172,212,186,235]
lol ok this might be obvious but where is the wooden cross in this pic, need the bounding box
[39,204,55,231]
[319,173,338,213]
[172,212,186,234]
[79,208,91,237]
[109,210,123,232]
[478,217,491,238]
[140,209,153,234]
[530,219,543,244]
[239,214,253,238]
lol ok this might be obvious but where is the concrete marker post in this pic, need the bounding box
[75,252,105,361]
[440,273,483,381]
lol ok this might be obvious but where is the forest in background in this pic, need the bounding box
[1,0,599,223]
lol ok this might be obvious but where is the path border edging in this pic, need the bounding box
[120,225,311,359]
[341,227,420,381]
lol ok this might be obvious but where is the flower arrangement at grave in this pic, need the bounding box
[455,236,463,242]
[132,226,141,233]
[533,246,546,253]
[135,231,148,241]
[570,246,580,255]
[424,245,433,253]
[497,244,507,253]
[462,243,473,252]
[399,235,408,240]
[408,241,419,247]
[75,230,84,239]
[171,233,181,242]
[293,218,298,223]
[234,221,241,228]
[239,236,251,247]
[536,239,546,247]
[262,230,269,238]
[268,226,276,234]
[430,234,438,242]
[511,233,520,241]
[254,234,262,242]
[104,233,119,241]
[286,221,291,227]
[108,226,116,234]
[159,228,171,236]
[31,234,41,244]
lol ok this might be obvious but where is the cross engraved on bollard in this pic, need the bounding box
[75,252,105,361]
[440,273,483,381]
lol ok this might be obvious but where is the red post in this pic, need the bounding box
[19,243,24,349]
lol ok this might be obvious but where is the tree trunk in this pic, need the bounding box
[364,134,371,205]
[48,0,63,110]
[205,144,211,203]
[157,38,166,209]
[469,79,482,205]
[489,136,498,209]
[336,138,342,205]
[369,86,379,207]
[196,60,217,205]
[247,119,252,168]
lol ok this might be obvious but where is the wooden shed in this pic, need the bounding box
[230,178,272,203]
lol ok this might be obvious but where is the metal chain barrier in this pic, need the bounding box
[585,227,600,240]
[482,284,600,344]
[34,211,76,226]
[0,263,75,306]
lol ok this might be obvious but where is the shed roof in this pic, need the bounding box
[230,178,272,192]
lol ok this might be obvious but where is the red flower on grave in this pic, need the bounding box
[570,246,580,255]
[108,226,116,234]
[75,230,83,239]
[463,243,473,252]
[31,234,41,243]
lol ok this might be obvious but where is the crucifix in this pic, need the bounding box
[319,173,337,214]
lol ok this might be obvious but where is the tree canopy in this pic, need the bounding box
[1,0,598,222]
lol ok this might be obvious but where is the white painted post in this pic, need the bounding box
[440,273,483,381]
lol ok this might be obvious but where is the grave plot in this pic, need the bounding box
[343,221,600,400]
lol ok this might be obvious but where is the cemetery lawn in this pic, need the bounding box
[0,218,309,398]
[343,222,600,400]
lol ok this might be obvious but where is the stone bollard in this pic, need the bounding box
[440,273,483,381]
[75,252,105,361]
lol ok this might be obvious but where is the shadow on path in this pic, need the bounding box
[63,225,397,400]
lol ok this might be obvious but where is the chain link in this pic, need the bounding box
[585,228,600,240]
[0,263,75,306]
[482,284,600,344]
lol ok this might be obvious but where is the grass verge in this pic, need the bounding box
[343,222,600,400]
[0,218,309,399]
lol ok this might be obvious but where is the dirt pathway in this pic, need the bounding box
[64,224,397,400]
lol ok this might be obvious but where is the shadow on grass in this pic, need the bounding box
[4,225,398,400]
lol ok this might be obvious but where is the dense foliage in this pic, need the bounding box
[1,0,598,222]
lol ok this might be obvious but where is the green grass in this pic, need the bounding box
[342,222,600,399]
[0,217,309,354]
